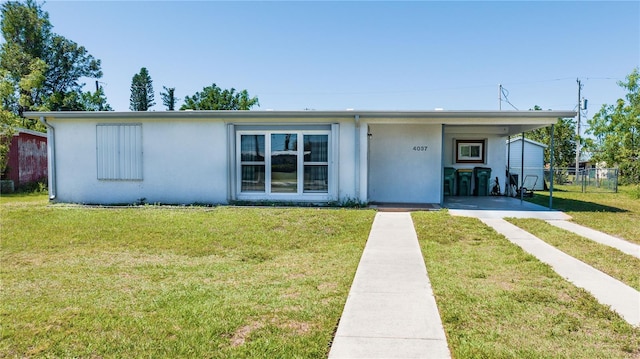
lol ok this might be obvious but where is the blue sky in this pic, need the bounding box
[42,1,639,117]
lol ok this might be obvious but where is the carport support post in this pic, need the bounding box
[549,124,555,209]
[440,124,445,207]
[354,115,361,201]
[506,135,511,196]
[520,132,525,204]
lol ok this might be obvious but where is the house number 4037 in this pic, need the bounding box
[413,146,428,151]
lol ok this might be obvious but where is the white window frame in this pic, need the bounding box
[236,130,332,201]
[302,134,330,194]
[455,139,486,164]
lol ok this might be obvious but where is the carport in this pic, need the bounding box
[441,112,574,209]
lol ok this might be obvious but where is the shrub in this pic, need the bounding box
[16,179,47,194]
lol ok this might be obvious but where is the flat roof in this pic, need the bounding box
[24,110,576,121]
[12,127,47,137]
[24,110,576,136]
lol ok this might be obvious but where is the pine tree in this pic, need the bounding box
[160,86,177,110]
[129,67,154,111]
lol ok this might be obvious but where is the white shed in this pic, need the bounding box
[506,137,546,191]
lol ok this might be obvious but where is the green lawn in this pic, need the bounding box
[3,194,640,358]
[528,185,640,244]
[413,211,640,358]
[506,218,640,291]
[1,195,374,358]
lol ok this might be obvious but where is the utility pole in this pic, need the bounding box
[96,80,103,111]
[501,83,511,196]
[575,79,582,177]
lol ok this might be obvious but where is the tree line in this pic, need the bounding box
[525,69,639,184]
[0,0,259,176]
[0,0,259,118]
[1,1,637,183]
[128,67,258,111]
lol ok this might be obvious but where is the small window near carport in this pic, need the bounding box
[455,139,485,164]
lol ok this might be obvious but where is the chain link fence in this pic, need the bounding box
[544,167,619,193]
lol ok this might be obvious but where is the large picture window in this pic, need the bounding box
[237,130,330,198]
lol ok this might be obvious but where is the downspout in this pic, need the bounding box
[354,115,360,202]
[226,123,235,203]
[39,116,56,200]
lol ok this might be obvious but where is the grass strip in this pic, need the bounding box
[507,218,640,291]
[412,211,640,358]
[1,197,374,358]
[527,186,640,244]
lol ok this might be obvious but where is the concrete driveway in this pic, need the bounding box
[444,196,571,219]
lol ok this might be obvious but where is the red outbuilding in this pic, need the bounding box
[3,128,48,189]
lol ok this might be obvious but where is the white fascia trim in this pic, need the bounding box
[23,110,577,123]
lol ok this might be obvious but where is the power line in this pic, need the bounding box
[260,77,616,97]
[499,77,575,87]
[500,86,519,110]
[584,77,622,81]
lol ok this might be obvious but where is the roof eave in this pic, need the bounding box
[23,110,576,122]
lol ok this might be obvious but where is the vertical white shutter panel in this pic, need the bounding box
[97,124,142,180]
[119,124,142,180]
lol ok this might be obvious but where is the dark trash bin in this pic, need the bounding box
[456,169,472,196]
[444,167,456,196]
[507,171,518,187]
[473,167,492,196]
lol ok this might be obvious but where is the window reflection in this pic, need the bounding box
[304,135,328,192]
[271,134,297,193]
[241,135,265,191]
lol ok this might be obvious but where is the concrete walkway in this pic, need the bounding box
[329,212,451,359]
[546,220,640,259]
[480,218,640,327]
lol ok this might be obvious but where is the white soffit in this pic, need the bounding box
[23,110,575,125]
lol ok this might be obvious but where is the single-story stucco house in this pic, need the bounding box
[24,110,574,206]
